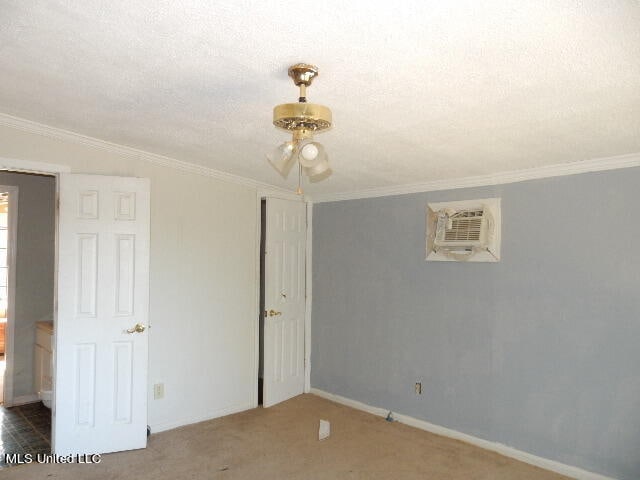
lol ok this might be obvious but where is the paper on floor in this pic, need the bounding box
[319,419,330,440]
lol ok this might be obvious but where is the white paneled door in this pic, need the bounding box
[54,174,150,455]
[263,198,306,408]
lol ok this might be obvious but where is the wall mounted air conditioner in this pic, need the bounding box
[426,198,501,262]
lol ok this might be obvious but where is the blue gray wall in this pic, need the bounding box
[311,167,640,480]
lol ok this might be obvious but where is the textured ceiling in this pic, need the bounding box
[1,1,639,194]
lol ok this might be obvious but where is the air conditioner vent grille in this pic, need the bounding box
[444,216,483,241]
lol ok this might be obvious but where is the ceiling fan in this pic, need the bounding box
[267,63,333,194]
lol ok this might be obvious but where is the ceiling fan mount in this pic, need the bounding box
[287,63,319,87]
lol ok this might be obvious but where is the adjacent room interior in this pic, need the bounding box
[0,172,56,465]
[0,2,638,480]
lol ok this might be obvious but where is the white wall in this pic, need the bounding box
[0,124,259,431]
[0,171,55,399]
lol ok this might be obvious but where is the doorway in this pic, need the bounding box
[258,197,307,408]
[0,171,56,465]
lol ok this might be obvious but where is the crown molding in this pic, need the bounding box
[3,113,638,203]
[313,152,640,203]
[0,112,291,194]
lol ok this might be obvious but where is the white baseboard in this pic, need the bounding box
[10,394,41,406]
[149,401,254,434]
[310,388,616,480]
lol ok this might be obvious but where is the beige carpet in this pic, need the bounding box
[1,394,570,479]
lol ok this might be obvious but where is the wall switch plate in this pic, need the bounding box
[415,382,422,395]
[154,383,165,399]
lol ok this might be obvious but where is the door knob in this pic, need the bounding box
[266,309,282,317]
[126,323,146,334]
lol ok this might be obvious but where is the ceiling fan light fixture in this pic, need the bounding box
[298,141,326,168]
[304,155,330,178]
[266,141,296,179]
[308,167,332,183]
[267,63,333,193]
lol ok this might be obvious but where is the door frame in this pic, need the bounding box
[254,190,312,407]
[1,184,19,406]
[0,157,69,452]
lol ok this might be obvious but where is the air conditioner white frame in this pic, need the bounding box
[426,197,501,262]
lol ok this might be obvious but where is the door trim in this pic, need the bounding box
[0,157,70,174]
[1,185,19,407]
[254,190,312,407]
[304,202,312,393]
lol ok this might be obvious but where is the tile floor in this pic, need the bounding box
[0,402,51,467]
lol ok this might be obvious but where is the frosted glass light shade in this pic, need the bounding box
[266,142,296,178]
[304,155,330,178]
[309,167,332,183]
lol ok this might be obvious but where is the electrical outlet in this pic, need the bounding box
[415,382,422,395]
[154,383,165,400]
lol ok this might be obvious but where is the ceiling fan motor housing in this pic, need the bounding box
[273,64,332,134]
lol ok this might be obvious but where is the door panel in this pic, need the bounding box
[54,174,150,455]
[263,198,306,407]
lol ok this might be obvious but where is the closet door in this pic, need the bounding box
[262,198,306,407]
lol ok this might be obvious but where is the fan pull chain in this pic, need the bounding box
[296,162,304,195]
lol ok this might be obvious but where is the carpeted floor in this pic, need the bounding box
[0,394,570,479]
